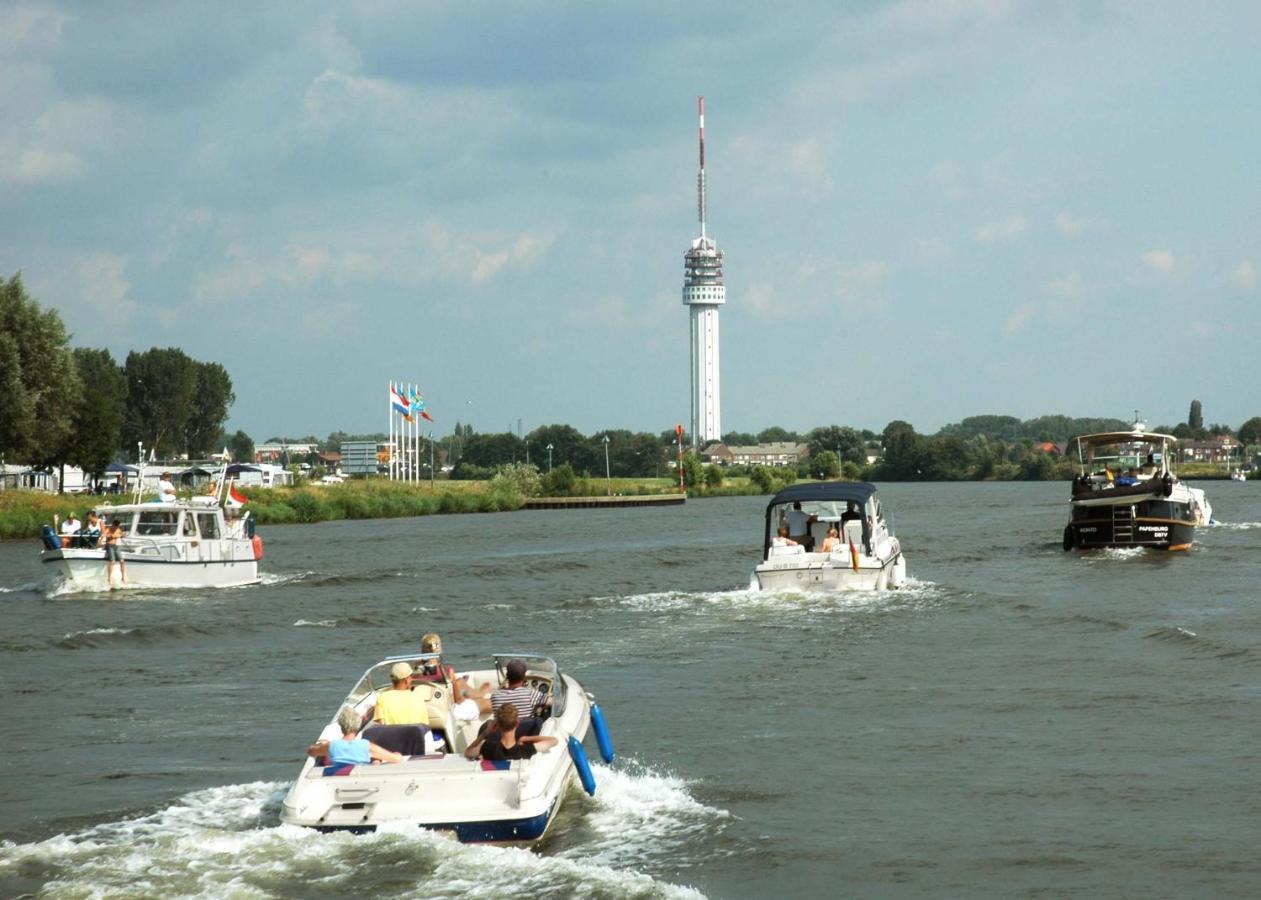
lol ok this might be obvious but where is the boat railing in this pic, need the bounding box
[118,534,251,562]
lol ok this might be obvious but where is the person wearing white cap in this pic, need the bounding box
[373,662,431,726]
[59,512,82,547]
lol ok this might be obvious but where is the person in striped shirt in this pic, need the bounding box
[491,659,548,719]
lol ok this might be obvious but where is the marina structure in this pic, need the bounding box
[683,96,725,446]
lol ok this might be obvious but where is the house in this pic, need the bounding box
[702,442,809,468]
[1033,441,1066,456]
[1180,435,1240,464]
[255,442,315,463]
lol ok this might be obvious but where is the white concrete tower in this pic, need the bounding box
[683,95,725,446]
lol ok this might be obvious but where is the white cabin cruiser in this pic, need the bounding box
[39,496,262,589]
[280,652,613,844]
[1064,424,1210,551]
[753,482,908,591]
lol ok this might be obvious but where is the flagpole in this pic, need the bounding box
[414,383,420,483]
[389,380,396,482]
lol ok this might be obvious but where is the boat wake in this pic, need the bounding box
[0,773,713,898]
[581,577,945,616]
[1203,520,1261,531]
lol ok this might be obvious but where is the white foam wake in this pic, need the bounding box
[0,779,708,898]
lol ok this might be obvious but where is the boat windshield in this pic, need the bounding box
[493,654,567,717]
[345,651,443,706]
[1074,435,1171,476]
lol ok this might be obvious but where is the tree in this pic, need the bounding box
[721,431,756,445]
[809,450,840,479]
[228,430,255,463]
[121,348,199,457]
[681,451,703,488]
[461,432,526,470]
[757,426,797,443]
[1188,400,1203,431]
[806,426,865,465]
[527,424,592,474]
[65,348,126,479]
[0,274,80,465]
[185,361,235,457]
[704,463,723,488]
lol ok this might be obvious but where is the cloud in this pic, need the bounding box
[1054,211,1091,237]
[930,161,968,199]
[1004,300,1036,335]
[976,215,1028,243]
[745,259,889,319]
[875,0,1019,34]
[1140,249,1175,273]
[1231,260,1256,290]
[192,220,557,307]
[1045,271,1084,300]
[911,237,953,264]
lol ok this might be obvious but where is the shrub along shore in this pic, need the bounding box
[0,476,734,540]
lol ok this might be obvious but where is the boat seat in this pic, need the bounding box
[769,544,805,557]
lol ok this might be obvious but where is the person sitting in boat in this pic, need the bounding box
[308,707,404,767]
[463,704,558,761]
[81,512,102,548]
[491,659,548,720]
[771,524,798,547]
[1115,468,1140,487]
[819,527,842,554]
[373,662,432,725]
[840,502,862,526]
[784,501,817,550]
[420,633,492,720]
[59,512,82,548]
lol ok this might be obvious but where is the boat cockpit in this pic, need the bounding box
[762,482,890,560]
[1070,430,1177,499]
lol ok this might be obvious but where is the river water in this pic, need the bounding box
[1,482,1259,898]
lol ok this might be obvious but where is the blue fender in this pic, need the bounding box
[590,703,615,764]
[567,736,597,796]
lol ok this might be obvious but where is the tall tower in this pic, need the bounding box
[683,95,725,447]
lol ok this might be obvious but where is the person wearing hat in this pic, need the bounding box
[59,512,82,548]
[373,662,432,726]
[157,472,177,504]
[490,659,548,720]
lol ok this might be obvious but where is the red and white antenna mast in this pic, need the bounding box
[697,95,707,240]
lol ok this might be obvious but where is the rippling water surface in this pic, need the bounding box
[2,482,1259,897]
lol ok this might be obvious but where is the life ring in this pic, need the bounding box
[567,736,597,796]
[252,535,264,560]
[591,703,615,764]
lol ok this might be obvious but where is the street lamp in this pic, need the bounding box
[602,435,611,496]
[546,443,554,474]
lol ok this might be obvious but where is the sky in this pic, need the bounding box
[4,1,1260,441]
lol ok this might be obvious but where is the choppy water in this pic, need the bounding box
[2,482,1259,898]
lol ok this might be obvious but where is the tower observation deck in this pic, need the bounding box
[683,96,725,446]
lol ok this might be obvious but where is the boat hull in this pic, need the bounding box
[753,553,905,591]
[1066,500,1196,551]
[42,548,260,589]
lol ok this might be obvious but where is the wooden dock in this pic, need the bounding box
[523,493,686,510]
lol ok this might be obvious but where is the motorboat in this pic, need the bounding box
[752,481,908,591]
[39,496,262,589]
[1063,422,1211,550]
[1230,469,1249,482]
[280,652,612,844]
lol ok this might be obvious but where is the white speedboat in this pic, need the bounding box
[39,496,262,589]
[280,652,612,844]
[752,482,908,591]
[1230,469,1248,482]
[1064,423,1209,550]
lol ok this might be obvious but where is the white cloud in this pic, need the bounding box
[1140,249,1175,273]
[911,237,953,264]
[875,0,1017,34]
[1004,300,1036,334]
[930,160,968,199]
[1045,271,1084,300]
[1231,260,1256,290]
[1054,211,1090,237]
[976,215,1028,243]
[192,220,557,305]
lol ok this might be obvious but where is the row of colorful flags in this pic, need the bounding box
[390,384,434,423]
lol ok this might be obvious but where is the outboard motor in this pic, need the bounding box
[41,525,61,550]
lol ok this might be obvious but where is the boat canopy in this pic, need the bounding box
[766,481,878,508]
[1072,429,1177,445]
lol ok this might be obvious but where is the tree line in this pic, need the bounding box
[1,274,236,481]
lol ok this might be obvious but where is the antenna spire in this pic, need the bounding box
[697,96,707,240]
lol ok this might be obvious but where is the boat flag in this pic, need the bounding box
[848,537,860,573]
[227,484,249,508]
